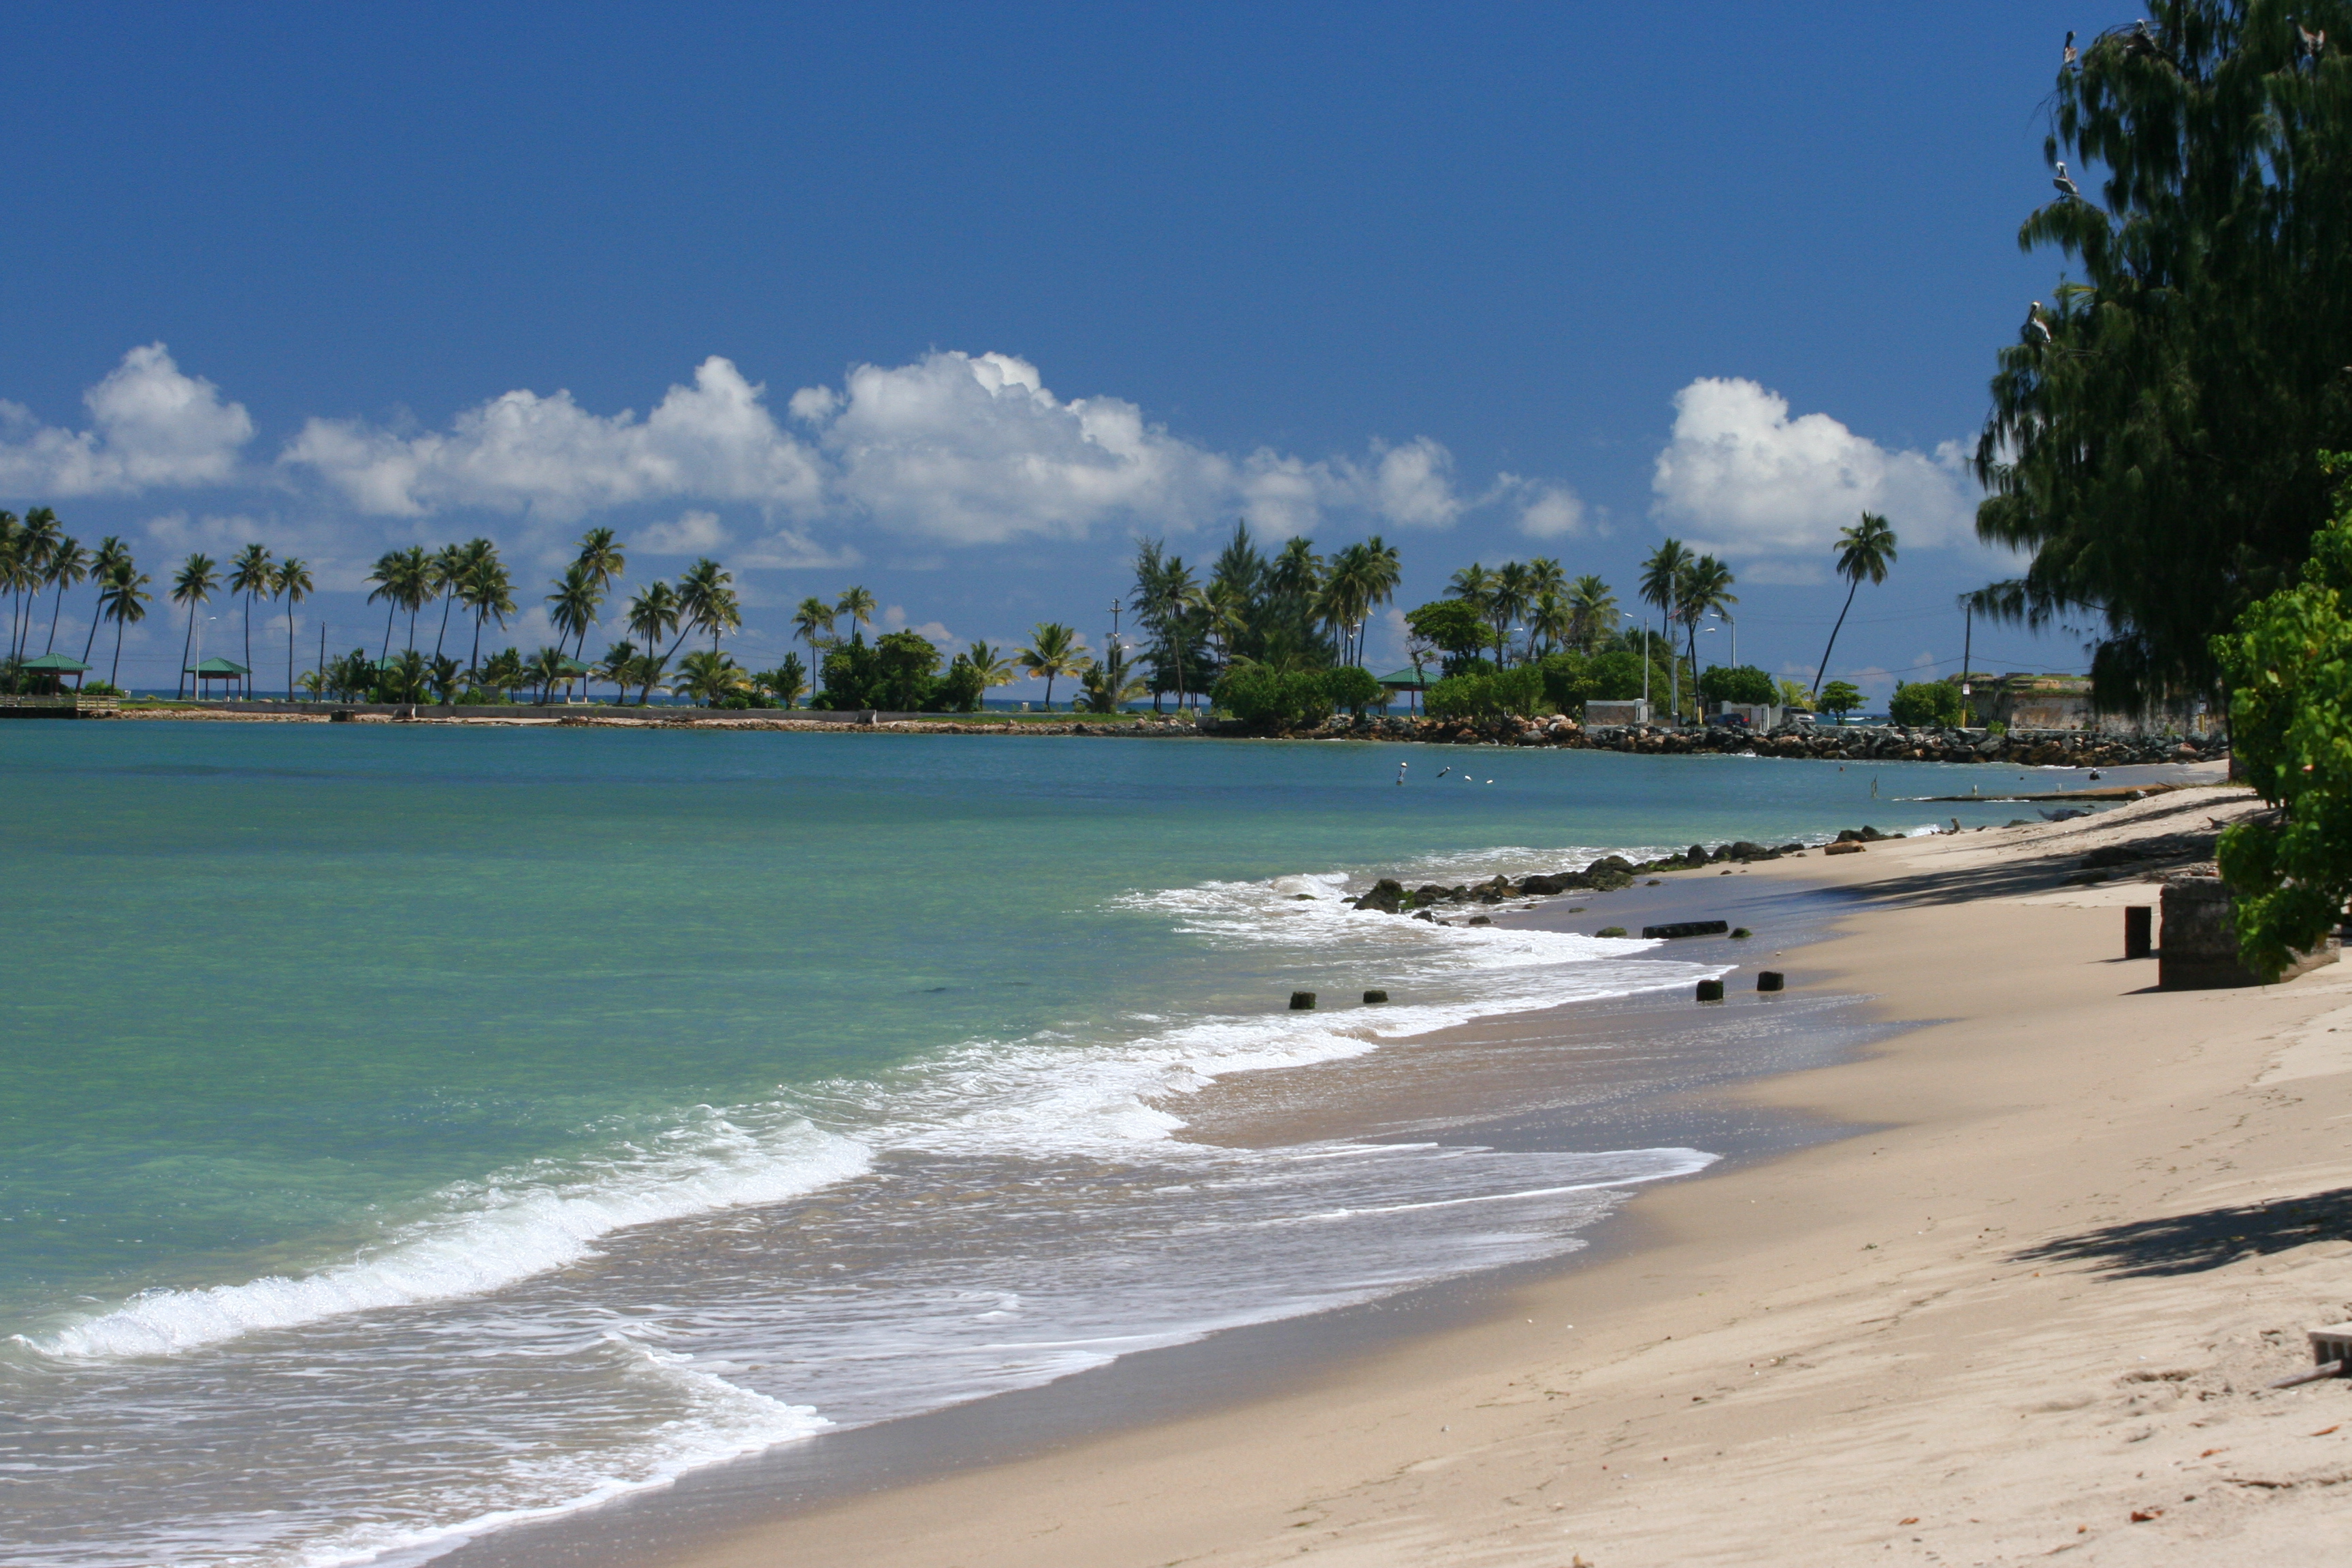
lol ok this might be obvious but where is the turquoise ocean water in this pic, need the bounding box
[0,724,2086,1566]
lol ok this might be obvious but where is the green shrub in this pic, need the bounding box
[1211,662,1337,728]
[1595,926,1628,938]
[1816,680,1864,723]
[1428,664,1545,719]
[1324,665,1386,715]
[1697,664,1778,706]
[1403,600,1494,672]
[1889,679,1965,727]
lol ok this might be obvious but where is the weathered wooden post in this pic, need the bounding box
[2123,905,2153,960]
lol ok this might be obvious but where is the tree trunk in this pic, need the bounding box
[46,578,67,653]
[179,605,197,699]
[380,602,395,664]
[112,618,126,686]
[1810,579,1861,700]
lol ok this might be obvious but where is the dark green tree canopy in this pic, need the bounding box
[1974,1,2352,707]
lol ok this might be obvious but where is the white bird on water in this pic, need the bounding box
[2053,162,2082,201]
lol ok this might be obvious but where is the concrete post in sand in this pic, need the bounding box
[2159,877,2338,988]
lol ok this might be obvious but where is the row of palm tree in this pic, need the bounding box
[1443,558,1622,666]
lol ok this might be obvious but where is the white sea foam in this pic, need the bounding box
[29,1116,872,1361]
[27,855,1708,1368]
[270,1337,830,1568]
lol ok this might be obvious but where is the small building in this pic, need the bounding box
[16,651,92,693]
[1585,698,1651,725]
[1710,702,1780,729]
[186,656,252,699]
[1373,666,1433,715]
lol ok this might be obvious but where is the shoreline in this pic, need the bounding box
[17,698,2221,768]
[569,781,2352,1567]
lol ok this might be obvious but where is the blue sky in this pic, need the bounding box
[0,1,2100,698]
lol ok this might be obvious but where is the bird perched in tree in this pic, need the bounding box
[2025,302,2054,345]
[2063,29,2077,68]
[2053,162,2081,201]
[2124,18,2158,57]
[2296,18,2327,63]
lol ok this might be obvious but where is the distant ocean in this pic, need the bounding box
[0,724,2040,1567]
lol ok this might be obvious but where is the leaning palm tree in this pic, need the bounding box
[573,527,627,651]
[170,553,219,699]
[0,515,38,661]
[99,564,152,688]
[227,543,275,690]
[626,649,671,706]
[1565,574,1617,653]
[13,508,63,658]
[1527,588,1573,661]
[426,542,468,659]
[41,534,88,655]
[82,538,133,662]
[1638,538,1693,715]
[835,585,877,645]
[1490,560,1533,664]
[1810,512,1898,701]
[274,557,314,700]
[1017,621,1083,709]
[365,548,408,662]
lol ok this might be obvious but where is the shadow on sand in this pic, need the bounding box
[2012,1188,2352,1279]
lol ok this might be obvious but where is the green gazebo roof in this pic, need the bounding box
[556,655,590,674]
[1372,666,1432,690]
[20,652,91,673]
[186,657,252,675]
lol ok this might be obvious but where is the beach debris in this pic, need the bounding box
[1362,990,1388,1004]
[1696,979,1725,1002]
[1595,926,1629,938]
[1729,926,1752,938]
[1643,920,1729,939]
[1467,915,1492,926]
[1757,970,1786,992]
[1288,991,1316,1011]
[1824,840,1865,856]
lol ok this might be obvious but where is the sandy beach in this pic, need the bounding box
[623,780,2352,1567]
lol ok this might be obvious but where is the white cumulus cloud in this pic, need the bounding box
[1649,377,1977,556]
[282,356,826,521]
[0,344,254,496]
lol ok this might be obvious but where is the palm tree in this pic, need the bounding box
[1017,621,1083,708]
[41,534,89,655]
[1676,554,1737,675]
[426,543,468,659]
[82,538,132,663]
[1527,589,1573,660]
[1638,538,1693,716]
[170,553,219,699]
[1073,644,1148,712]
[836,585,877,645]
[757,652,808,708]
[963,640,1017,689]
[546,563,603,681]
[1357,534,1402,663]
[676,558,738,653]
[477,647,525,702]
[98,564,152,688]
[523,646,572,704]
[1565,574,1617,653]
[625,649,670,706]
[12,508,63,658]
[573,527,627,655]
[1810,512,1899,701]
[595,639,639,704]
[1490,560,1533,663]
[381,648,431,704]
[274,557,314,700]
[365,549,407,662]
[793,595,838,673]
[459,543,514,674]
[626,581,681,679]
[1317,544,1371,666]
[676,647,748,706]
[0,514,38,661]
[227,543,275,691]
[1448,563,1494,662]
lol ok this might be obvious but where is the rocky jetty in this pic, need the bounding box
[1344,837,1821,917]
[1211,711,2225,767]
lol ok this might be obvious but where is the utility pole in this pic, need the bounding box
[1960,603,1974,725]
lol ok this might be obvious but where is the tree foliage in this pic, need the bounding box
[1817,681,1865,722]
[1697,664,1778,706]
[1888,679,1967,727]
[2213,463,2352,977]
[1974,2,2352,707]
